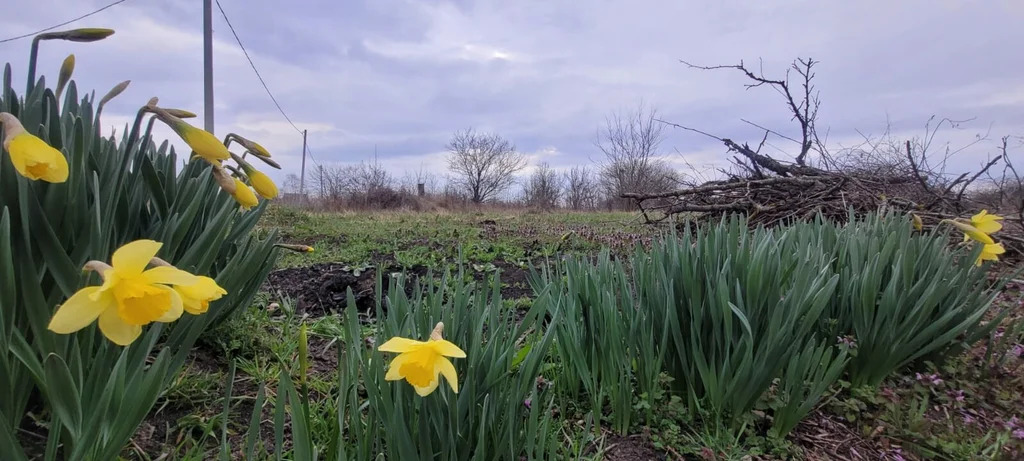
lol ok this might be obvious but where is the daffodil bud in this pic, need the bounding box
[274,243,315,253]
[231,134,272,158]
[911,213,923,232]
[244,166,279,199]
[97,80,130,113]
[41,28,115,42]
[56,54,75,98]
[151,106,229,165]
[298,324,310,385]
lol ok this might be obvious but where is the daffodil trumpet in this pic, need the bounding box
[1,112,70,183]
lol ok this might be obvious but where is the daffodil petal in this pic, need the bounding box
[98,308,142,346]
[431,339,466,358]
[413,377,440,396]
[437,357,459,393]
[48,287,112,334]
[43,145,69,182]
[984,243,1006,255]
[111,240,162,276]
[178,290,205,315]
[379,337,426,353]
[974,220,1002,234]
[143,266,199,286]
[155,287,184,322]
[385,353,412,381]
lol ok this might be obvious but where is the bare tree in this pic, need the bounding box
[522,162,563,209]
[564,165,599,210]
[350,155,393,195]
[281,173,301,194]
[597,102,675,209]
[446,129,526,203]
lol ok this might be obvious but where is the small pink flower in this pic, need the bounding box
[949,389,965,402]
[1013,429,1024,440]
[1011,344,1024,358]
[915,372,943,387]
[523,398,532,409]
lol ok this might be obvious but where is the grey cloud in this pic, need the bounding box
[1,0,1020,185]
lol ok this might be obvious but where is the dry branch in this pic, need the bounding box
[626,57,1022,258]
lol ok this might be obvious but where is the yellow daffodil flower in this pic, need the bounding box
[965,210,1003,240]
[48,240,199,345]
[946,220,994,245]
[174,276,227,314]
[1,112,69,183]
[246,167,279,199]
[379,322,466,396]
[976,242,1005,266]
[231,178,260,209]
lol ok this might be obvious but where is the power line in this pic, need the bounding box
[0,0,131,44]
[305,143,322,169]
[214,0,303,135]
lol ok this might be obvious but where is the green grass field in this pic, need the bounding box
[118,206,1024,460]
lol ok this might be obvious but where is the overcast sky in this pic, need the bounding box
[2,0,1020,188]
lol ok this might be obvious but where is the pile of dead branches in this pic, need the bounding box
[623,58,1024,256]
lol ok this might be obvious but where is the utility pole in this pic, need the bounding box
[299,129,308,196]
[202,0,214,132]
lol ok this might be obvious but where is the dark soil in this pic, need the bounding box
[472,260,535,300]
[264,262,429,316]
[265,260,538,316]
[601,435,666,460]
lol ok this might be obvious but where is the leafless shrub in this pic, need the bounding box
[564,165,599,210]
[522,162,563,209]
[446,128,526,203]
[596,102,679,209]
